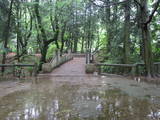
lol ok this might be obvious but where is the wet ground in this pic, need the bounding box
[0,58,160,120]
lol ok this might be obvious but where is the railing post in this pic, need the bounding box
[56,50,60,65]
[91,54,94,63]
[136,64,139,76]
[96,64,101,75]
[68,49,71,55]
[86,50,90,64]
[33,63,38,77]
[55,50,58,64]
[13,63,15,77]
[158,64,160,74]
[131,64,137,78]
[99,66,101,74]
[86,51,88,64]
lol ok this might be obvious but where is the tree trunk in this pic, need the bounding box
[60,25,66,56]
[140,0,154,77]
[142,24,154,77]
[73,0,78,53]
[105,0,111,54]
[1,0,14,73]
[39,44,48,70]
[54,17,59,49]
[81,37,85,53]
[123,0,131,64]
[73,39,78,53]
[16,5,22,62]
[34,0,48,70]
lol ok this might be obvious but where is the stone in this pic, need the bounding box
[42,63,52,73]
[85,64,96,74]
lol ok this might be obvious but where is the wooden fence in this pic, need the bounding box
[0,63,38,77]
[95,62,160,77]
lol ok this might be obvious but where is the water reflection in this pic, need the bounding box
[0,81,160,120]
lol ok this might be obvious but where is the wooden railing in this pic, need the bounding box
[0,63,38,77]
[95,62,160,77]
[42,50,73,73]
[72,53,86,57]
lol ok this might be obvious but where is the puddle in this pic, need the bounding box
[0,76,160,120]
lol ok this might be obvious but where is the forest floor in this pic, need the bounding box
[0,57,160,119]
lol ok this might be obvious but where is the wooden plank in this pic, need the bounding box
[14,64,35,67]
[0,63,37,77]
[95,63,136,67]
[154,62,160,65]
[136,62,160,65]
[0,64,14,67]
[0,64,35,67]
[95,62,160,76]
[96,62,160,67]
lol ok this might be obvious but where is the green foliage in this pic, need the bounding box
[20,55,39,64]
[46,44,57,61]
[0,0,159,76]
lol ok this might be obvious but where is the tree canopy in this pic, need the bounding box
[0,0,160,77]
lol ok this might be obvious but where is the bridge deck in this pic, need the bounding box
[50,57,86,76]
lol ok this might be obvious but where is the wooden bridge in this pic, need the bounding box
[0,51,90,78]
[0,50,160,78]
[50,57,86,76]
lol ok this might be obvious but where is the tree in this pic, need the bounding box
[123,0,131,64]
[34,0,59,70]
[135,0,160,77]
[1,0,14,73]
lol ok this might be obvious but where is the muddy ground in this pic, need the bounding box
[0,58,160,120]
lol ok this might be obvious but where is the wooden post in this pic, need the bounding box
[68,49,71,55]
[155,63,160,74]
[13,63,15,77]
[55,50,58,64]
[131,65,135,78]
[155,64,157,75]
[136,64,139,77]
[56,50,60,65]
[158,64,160,74]
[97,65,101,75]
[33,63,38,77]
[131,64,137,78]
[92,54,94,63]
[86,51,88,64]
[86,50,90,64]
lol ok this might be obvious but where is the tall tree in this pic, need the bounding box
[1,0,14,73]
[135,0,160,77]
[123,0,131,64]
[34,0,59,70]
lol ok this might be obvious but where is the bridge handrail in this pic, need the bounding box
[0,63,38,77]
[42,50,73,73]
[95,63,136,67]
[95,62,160,77]
[0,64,35,67]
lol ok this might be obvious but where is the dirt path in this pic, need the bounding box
[51,57,86,76]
